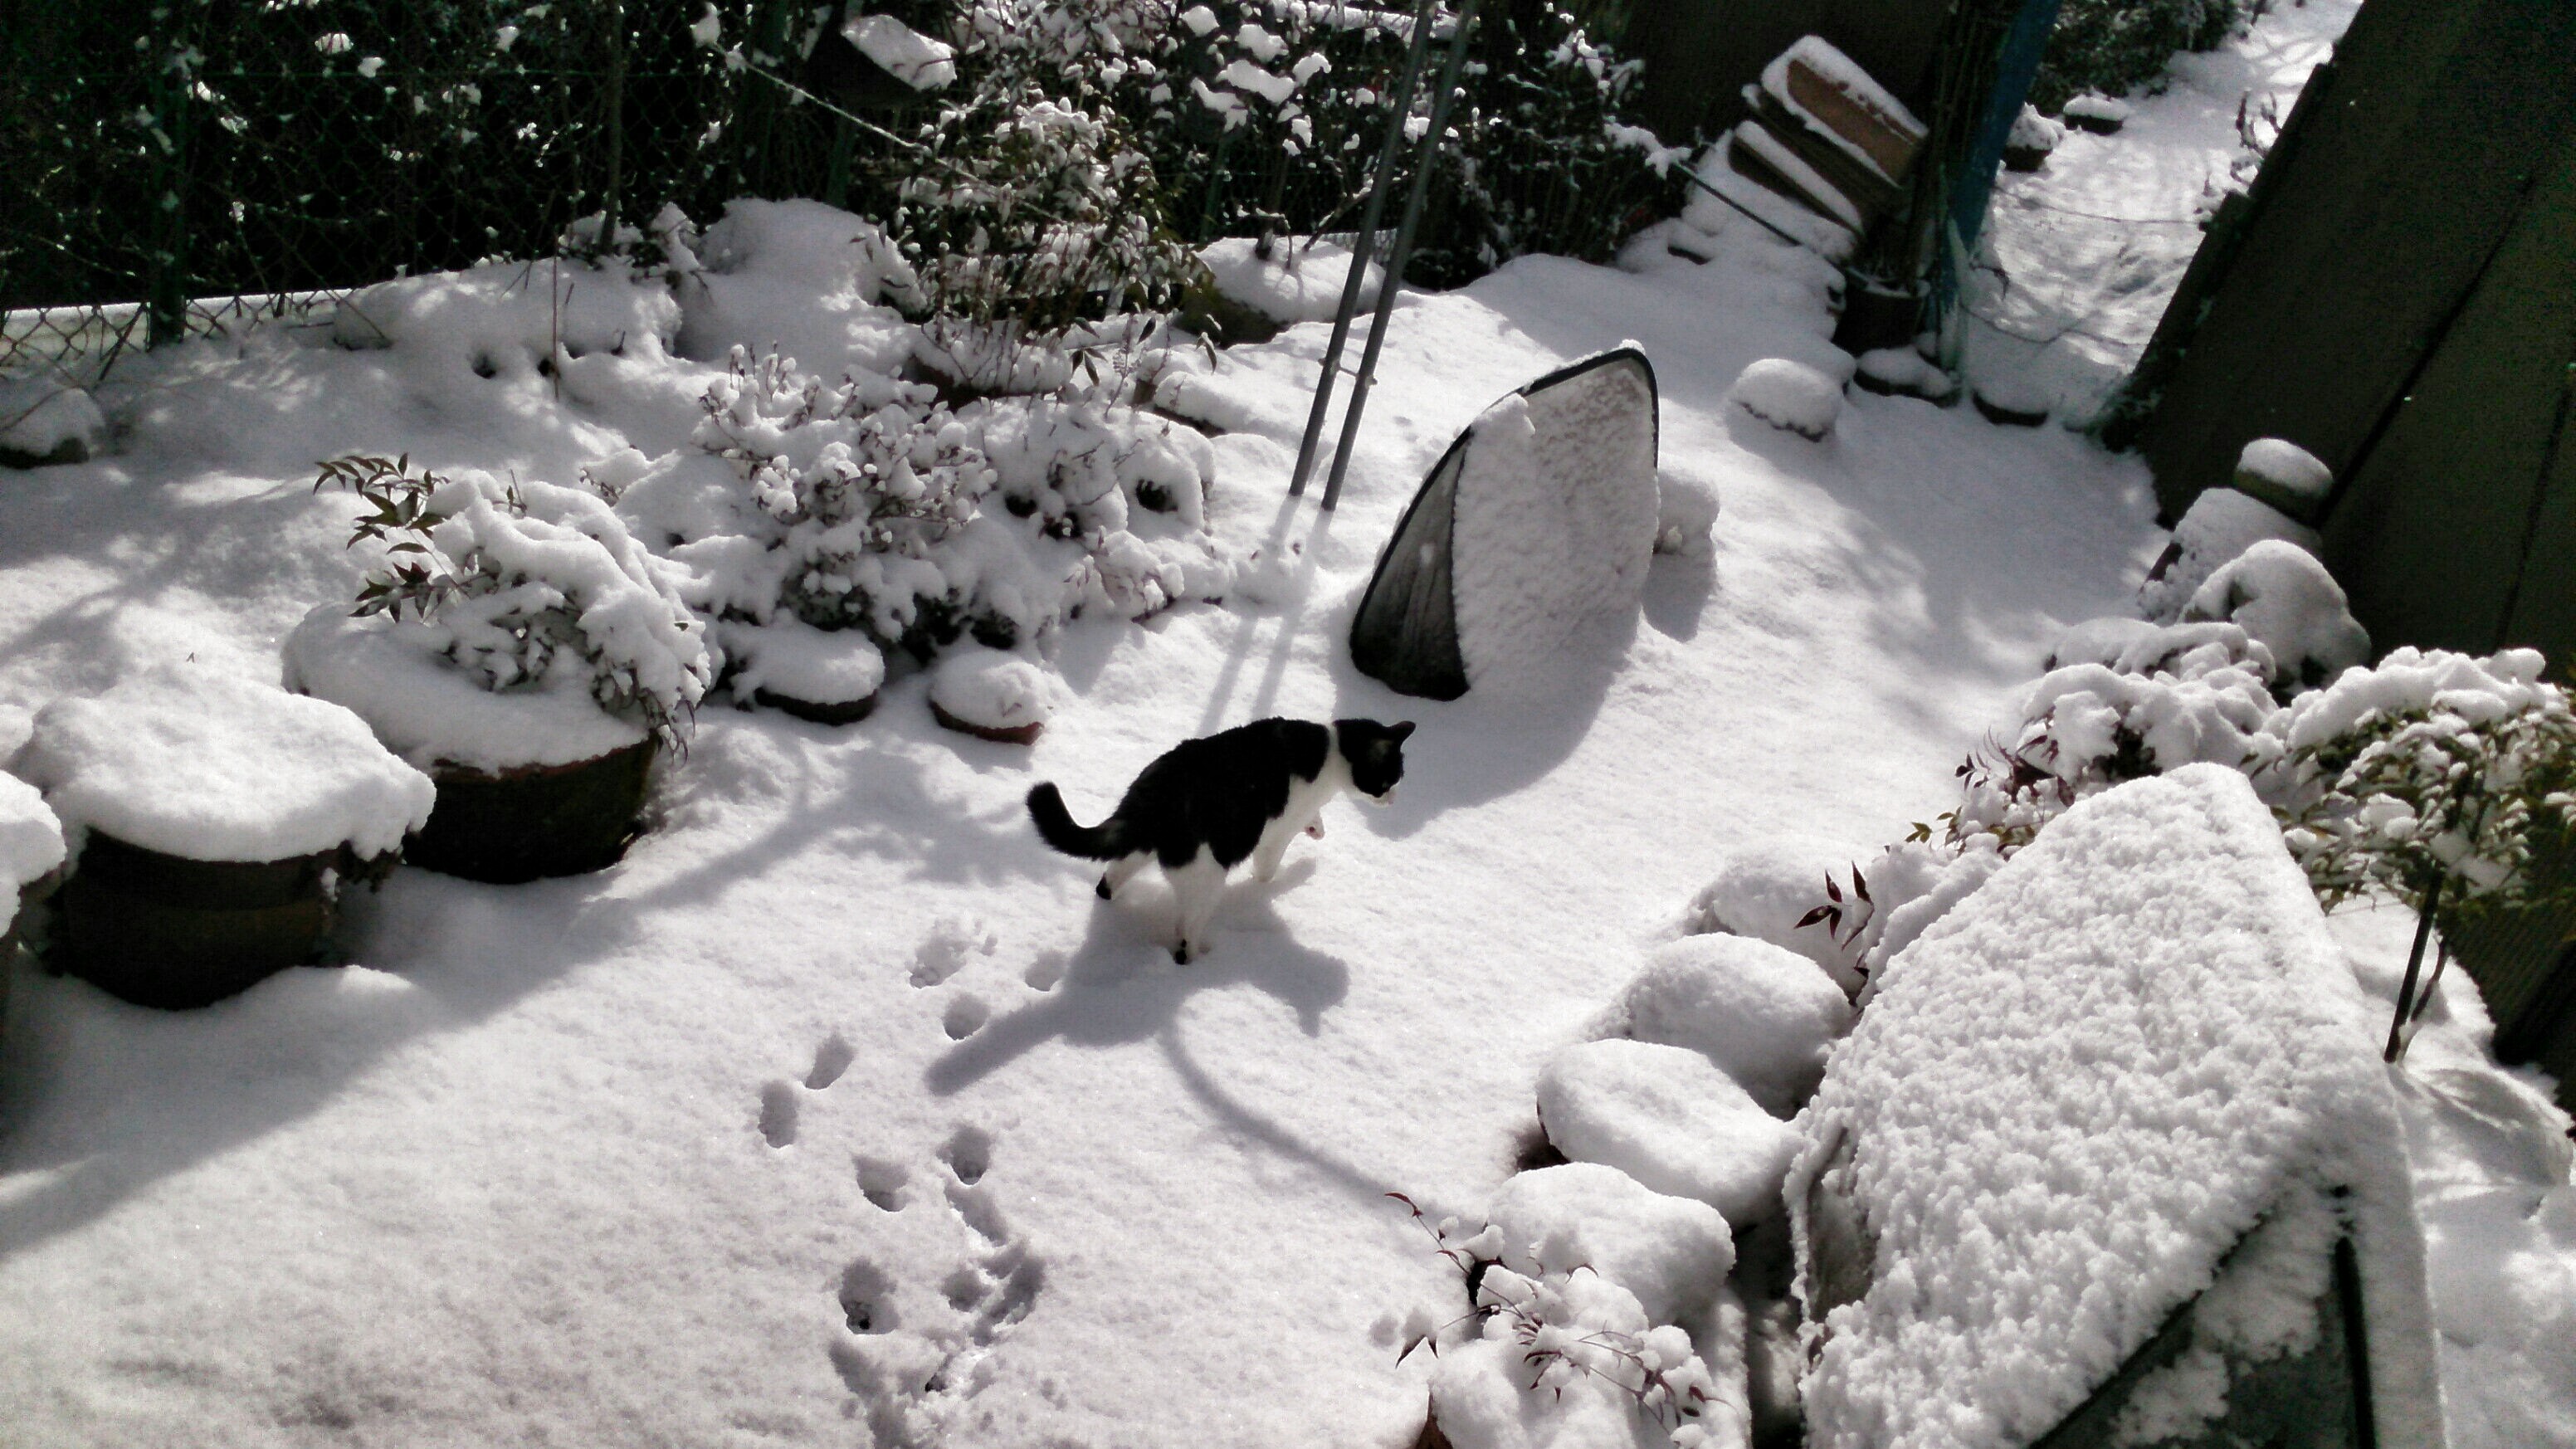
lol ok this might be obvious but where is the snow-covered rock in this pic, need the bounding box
[1486,1163,1734,1327]
[0,377,108,466]
[2232,437,2334,522]
[14,664,435,863]
[1536,1038,1800,1226]
[673,198,919,378]
[720,617,885,712]
[1725,358,1842,440]
[0,770,66,937]
[1594,934,1851,1115]
[1197,236,1383,325]
[928,648,1053,740]
[2183,538,2369,691]
[1448,352,1661,694]
[1793,765,2443,1449]
[2137,487,2320,623]
[1677,846,1863,993]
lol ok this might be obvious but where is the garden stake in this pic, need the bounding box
[2384,872,2447,1062]
[1319,0,1481,512]
[1289,0,1443,499]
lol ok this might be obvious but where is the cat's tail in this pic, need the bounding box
[1027,783,1129,860]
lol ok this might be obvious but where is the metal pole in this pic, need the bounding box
[1287,0,1442,498]
[1317,0,1478,512]
[602,0,627,246]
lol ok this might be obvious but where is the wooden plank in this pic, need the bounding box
[2134,0,2576,517]
[1782,51,1923,180]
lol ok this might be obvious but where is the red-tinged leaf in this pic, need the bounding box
[1794,905,1836,929]
[1824,875,1842,903]
[1852,868,1871,903]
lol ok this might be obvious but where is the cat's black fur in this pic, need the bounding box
[1027,716,1414,961]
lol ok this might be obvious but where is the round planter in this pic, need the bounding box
[405,739,657,884]
[1832,281,1922,356]
[754,687,880,726]
[929,699,1043,746]
[52,836,344,1009]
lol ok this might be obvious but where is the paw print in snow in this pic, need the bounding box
[912,915,998,988]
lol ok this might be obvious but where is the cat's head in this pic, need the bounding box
[1335,719,1415,803]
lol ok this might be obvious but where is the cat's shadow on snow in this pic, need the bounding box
[925,860,1349,1096]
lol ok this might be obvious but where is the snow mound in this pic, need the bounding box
[285,604,649,771]
[1429,1279,1691,1449]
[929,648,1053,733]
[1594,934,1851,1115]
[1853,347,1953,401]
[1793,765,2441,1449]
[720,617,885,708]
[0,377,107,466]
[15,664,435,862]
[2042,614,2159,671]
[1726,359,1841,440]
[1677,846,1863,993]
[1198,237,1383,324]
[673,198,920,378]
[2138,488,2318,622]
[1486,1163,1734,1327]
[2183,538,2369,691]
[1537,1038,1800,1227]
[2232,437,2334,520]
[0,771,66,936]
[1447,353,1661,694]
[846,13,955,90]
[331,257,680,381]
[1682,141,1856,263]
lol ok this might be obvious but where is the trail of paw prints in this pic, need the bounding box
[826,1125,1047,1445]
[755,1033,857,1149]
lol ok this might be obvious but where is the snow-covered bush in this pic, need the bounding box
[2183,538,2371,692]
[305,454,714,750]
[624,347,1230,674]
[2267,647,2576,918]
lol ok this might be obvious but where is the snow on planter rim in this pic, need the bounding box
[12,663,436,864]
[1789,764,2441,1449]
[927,647,1053,733]
[284,604,648,773]
[0,770,66,935]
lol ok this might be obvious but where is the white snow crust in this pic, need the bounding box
[1793,766,2442,1449]
[2273,645,2555,754]
[1725,358,1842,440]
[0,378,107,462]
[333,257,680,381]
[1592,934,1850,1115]
[2234,437,2334,509]
[1447,352,1660,694]
[1537,1038,1800,1227]
[1197,236,1383,324]
[284,604,649,771]
[13,664,434,862]
[1681,142,1856,261]
[929,648,1053,733]
[674,198,920,378]
[1853,347,1952,400]
[1486,1163,1734,1327]
[0,771,66,935]
[1676,846,1867,994]
[720,617,886,707]
[1762,37,1925,149]
[847,13,957,90]
[2137,487,2320,622]
[2183,537,2370,688]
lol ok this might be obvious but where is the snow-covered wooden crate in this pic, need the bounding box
[1724,37,1926,241]
[1790,764,2445,1449]
[1350,347,1660,700]
[12,667,433,1008]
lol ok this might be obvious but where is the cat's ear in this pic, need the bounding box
[1388,720,1416,741]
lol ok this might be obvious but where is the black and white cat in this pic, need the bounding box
[1027,717,1415,963]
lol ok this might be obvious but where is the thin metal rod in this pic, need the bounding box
[1667,159,1822,256]
[1288,0,1442,498]
[1318,0,1478,511]
[2385,873,2447,1063]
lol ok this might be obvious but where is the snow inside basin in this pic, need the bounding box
[1792,764,2442,1449]
[285,604,649,773]
[12,664,435,865]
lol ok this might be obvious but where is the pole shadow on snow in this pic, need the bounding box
[1194,495,1339,736]
[924,860,1349,1097]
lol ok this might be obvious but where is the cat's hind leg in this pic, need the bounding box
[1165,849,1229,964]
[1097,851,1151,900]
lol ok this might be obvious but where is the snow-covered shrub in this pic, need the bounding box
[2137,487,2319,623]
[2182,538,2370,693]
[2266,647,2576,917]
[627,348,1229,671]
[305,454,713,750]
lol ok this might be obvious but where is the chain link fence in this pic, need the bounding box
[2,0,850,383]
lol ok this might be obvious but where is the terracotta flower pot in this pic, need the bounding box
[404,739,657,884]
[51,837,358,1009]
[929,699,1043,745]
[754,687,880,726]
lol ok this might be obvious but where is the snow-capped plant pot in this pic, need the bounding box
[1,773,68,1027]
[1728,357,1844,440]
[1832,278,1921,355]
[927,648,1053,744]
[720,617,886,725]
[290,456,713,884]
[12,666,433,1008]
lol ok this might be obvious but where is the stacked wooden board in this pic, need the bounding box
[1721,37,1926,246]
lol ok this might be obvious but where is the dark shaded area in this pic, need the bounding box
[406,739,655,885]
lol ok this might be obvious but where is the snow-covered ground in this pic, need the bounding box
[1964,0,2362,422]
[1,8,2569,1443]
